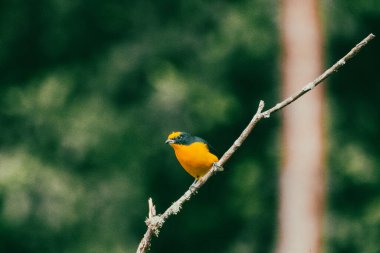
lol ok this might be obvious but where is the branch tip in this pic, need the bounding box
[148,198,156,218]
[258,100,265,112]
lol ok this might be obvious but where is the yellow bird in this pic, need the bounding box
[165,131,221,185]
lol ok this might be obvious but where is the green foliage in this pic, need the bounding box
[0,0,379,252]
[325,2,380,253]
[0,0,277,252]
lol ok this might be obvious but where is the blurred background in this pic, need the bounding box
[0,0,379,252]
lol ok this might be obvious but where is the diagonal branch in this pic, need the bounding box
[136,33,375,253]
[262,33,376,117]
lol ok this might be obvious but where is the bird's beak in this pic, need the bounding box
[165,139,175,144]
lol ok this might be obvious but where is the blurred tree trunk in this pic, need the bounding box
[275,0,325,253]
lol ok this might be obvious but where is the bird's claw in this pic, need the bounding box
[189,185,198,194]
[189,179,199,193]
[212,162,224,173]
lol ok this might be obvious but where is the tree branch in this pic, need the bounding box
[136,33,375,253]
[263,33,375,116]
[136,198,156,253]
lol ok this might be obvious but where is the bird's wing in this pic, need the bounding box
[193,136,218,156]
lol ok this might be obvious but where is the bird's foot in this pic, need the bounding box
[189,179,199,193]
[212,162,224,173]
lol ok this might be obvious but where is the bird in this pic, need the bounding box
[165,131,222,186]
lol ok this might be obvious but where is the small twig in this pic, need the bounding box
[136,198,157,253]
[136,33,375,253]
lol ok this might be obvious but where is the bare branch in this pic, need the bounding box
[218,100,265,166]
[136,33,375,253]
[263,33,375,116]
[136,198,156,253]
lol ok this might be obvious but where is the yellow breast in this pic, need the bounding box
[171,142,218,179]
